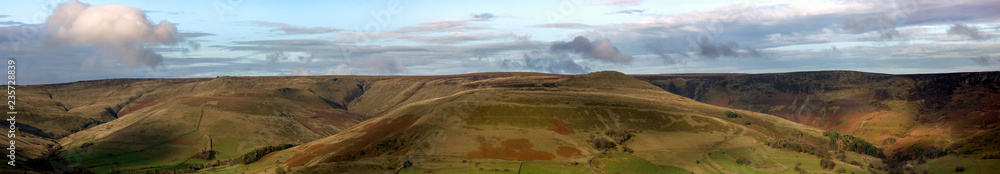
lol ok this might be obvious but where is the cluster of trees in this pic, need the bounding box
[819,158,836,169]
[191,149,217,160]
[604,129,634,144]
[587,135,616,150]
[232,144,297,164]
[823,131,885,158]
[587,129,637,153]
[982,151,1000,159]
[725,111,741,118]
[736,157,752,165]
[197,144,298,170]
[765,139,829,158]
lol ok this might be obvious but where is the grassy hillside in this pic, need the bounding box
[11,70,994,173]
[211,71,871,174]
[635,71,1000,172]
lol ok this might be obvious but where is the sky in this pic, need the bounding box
[0,0,998,85]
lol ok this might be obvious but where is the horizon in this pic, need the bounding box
[2,0,999,85]
[29,69,1000,86]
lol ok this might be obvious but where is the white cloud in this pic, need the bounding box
[44,0,177,68]
[324,64,356,75]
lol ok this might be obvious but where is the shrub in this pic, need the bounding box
[836,168,847,173]
[736,157,752,165]
[80,142,95,149]
[725,111,741,118]
[820,158,836,169]
[222,144,298,165]
[794,161,803,172]
[588,136,616,150]
[604,129,633,144]
[191,149,217,160]
[744,121,751,125]
[955,166,966,172]
[982,151,1000,159]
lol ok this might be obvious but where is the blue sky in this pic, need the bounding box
[1,0,998,84]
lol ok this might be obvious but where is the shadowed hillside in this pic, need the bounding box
[635,71,1000,172]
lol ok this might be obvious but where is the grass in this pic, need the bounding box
[707,150,770,174]
[918,155,1000,174]
[519,161,595,174]
[590,152,675,173]
[212,138,267,160]
[397,157,523,173]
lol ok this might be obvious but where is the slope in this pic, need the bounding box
[223,71,865,174]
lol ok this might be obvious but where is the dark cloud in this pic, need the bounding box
[842,13,903,40]
[645,42,687,65]
[533,23,592,29]
[252,21,343,35]
[472,13,495,19]
[695,37,767,59]
[234,39,332,46]
[947,24,993,40]
[971,55,999,66]
[264,52,289,71]
[178,32,215,38]
[0,21,23,25]
[610,9,645,14]
[551,36,632,63]
[501,54,590,74]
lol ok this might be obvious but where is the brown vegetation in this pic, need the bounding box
[467,138,555,161]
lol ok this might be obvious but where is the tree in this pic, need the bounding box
[725,111,741,118]
[820,158,837,169]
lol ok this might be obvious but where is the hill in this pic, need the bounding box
[197,71,871,174]
[635,71,1000,172]
[7,70,997,173]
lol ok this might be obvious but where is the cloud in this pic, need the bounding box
[695,36,765,59]
[252,21,342,35]
[0,21,22,26]
[291,68,310,75]
[0,15,7,18]
[596,0,642,6]
[264,51,289,70]
[472,13,495,19]
[533,23,592,29]
[396,14,494,33]
[500,54,591,74]
[410,32,530,44]
[524,55,590,74]
[325,64,356,75]
[609,9,645,14]
[645,42,687,65]
[44,0,177,68]
[364,57,404,74]
[970,55,999,66]
[842,13,903,40]
[947,24,993,40]
[178,32,214,38]
[235,39,332,46]
[551,36,632,63]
